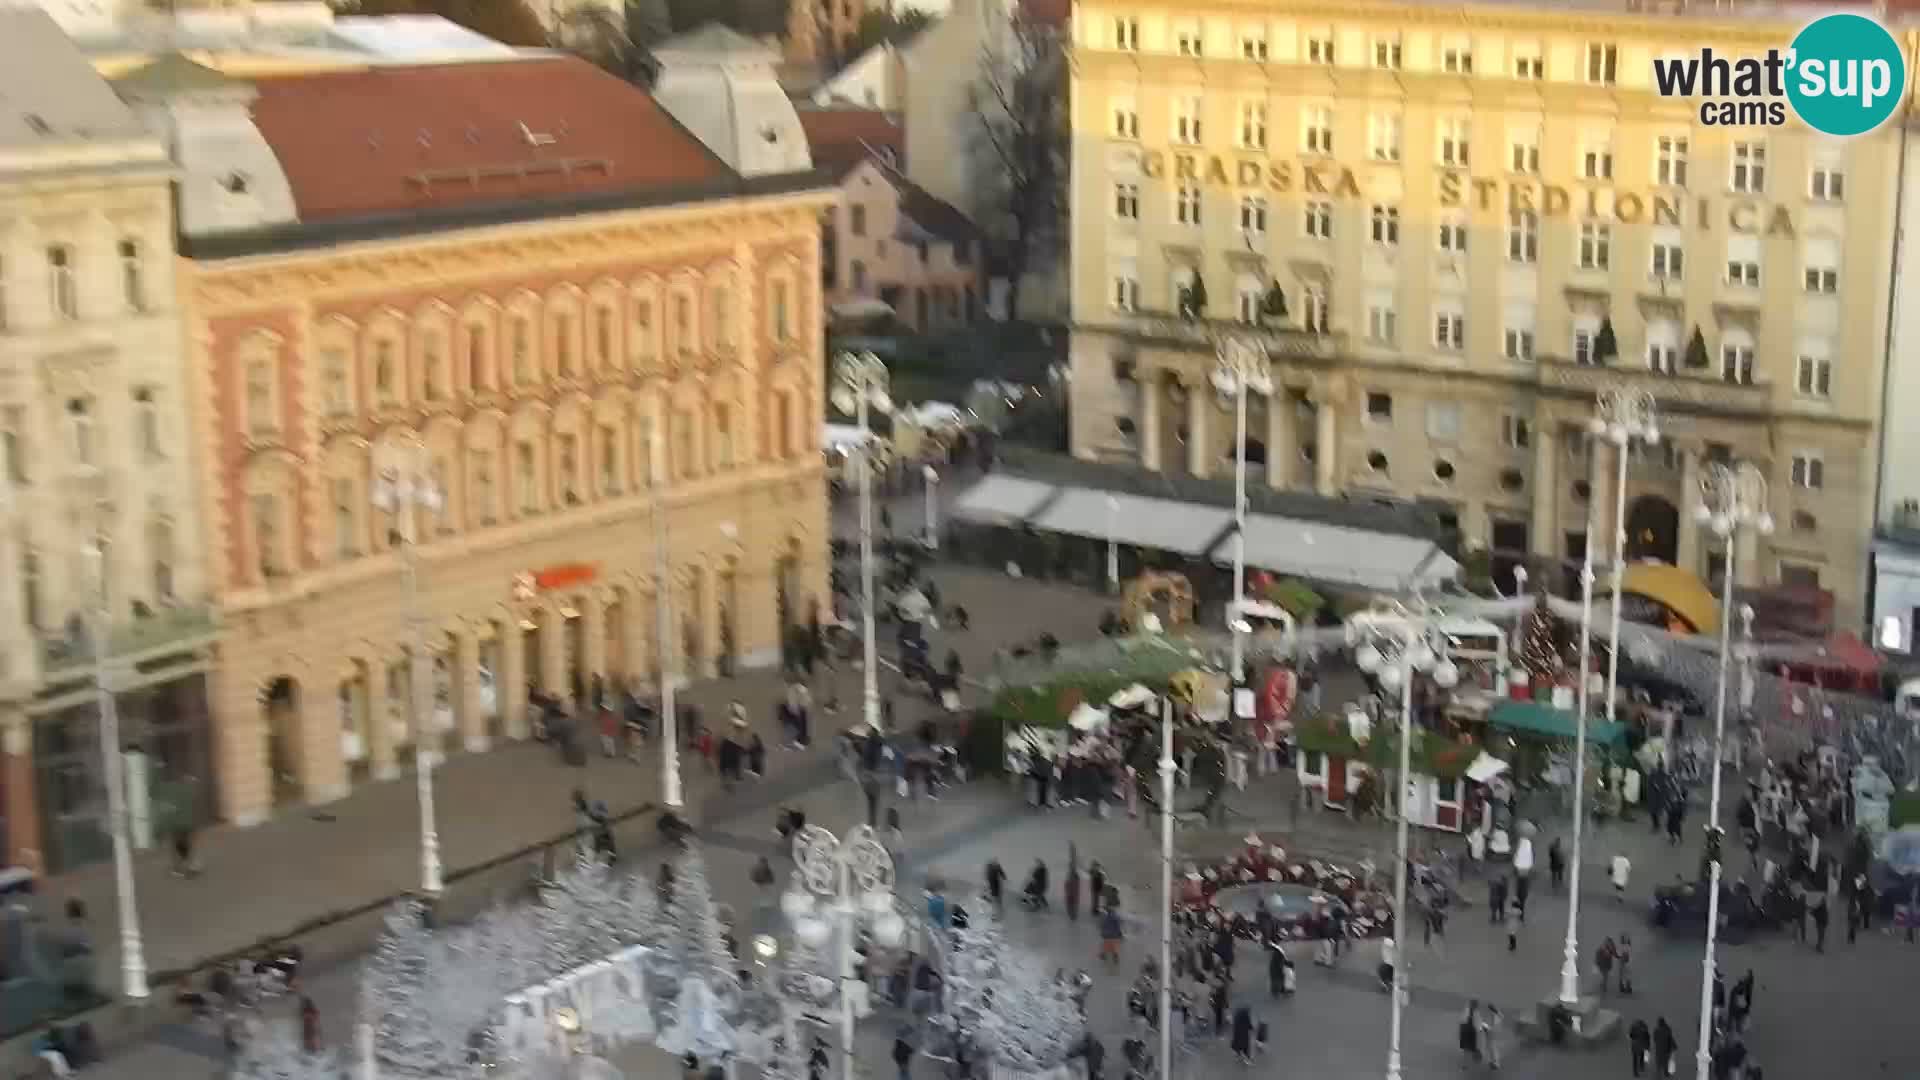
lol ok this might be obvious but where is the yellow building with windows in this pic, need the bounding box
[1065,0,1916,626]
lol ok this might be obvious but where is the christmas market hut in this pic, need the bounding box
[1291,709,1478,830]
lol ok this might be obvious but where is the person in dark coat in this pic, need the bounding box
[1267,945,1293,997]
[1230,1006,1253,1064]
[1089,862,1108,916]
[1083,1036,1105,1080]
[1064,865,1082,921]
[1629,1019,1652,1077]
[1667,800,1687,845]
[1489,875,1509,924]
[985,860,1006,909]
[1653,1018,1677,1077]
[1209,979,1229,1038]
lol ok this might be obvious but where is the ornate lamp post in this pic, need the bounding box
[921,465,940,552]
[831,351,892,732]
[1208,338,1272,685]
[1350,604,1460,1080]
[81,510,149,999]
[372,438,446,897]
[647,424,682,809]
[783,824,905,1080]
[1692,462,1772,1080]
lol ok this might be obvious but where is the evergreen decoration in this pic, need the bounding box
[1594,317,1619,364]
[1179,272,1209,320]
[1259,280,1288,321]
[1518,592,1562,683]
[538,853,661,974]
[231,1021,340,1080]
[1683,325,1710,370]
[664,847,741,1003]
[943,904,1083,1072]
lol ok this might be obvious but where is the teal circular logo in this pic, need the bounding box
[1786,14,1906,136]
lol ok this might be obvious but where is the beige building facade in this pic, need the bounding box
[1066,0,1915,627]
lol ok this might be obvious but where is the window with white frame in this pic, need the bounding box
[1437,213,1468,254]
[1572,314,1600,365]
[1373,33,1402,69]
[1646,321,1679,374]
[1174,19,1203,57]
[1174,94,1203,144]
[1503,323,1535,362]
[1370,204,1400,246]
[1240,194,1269,235]
[1512,42,1543,79]
[1113,15,1139,50]
[1366,391,1393,422]
[1720,331,1756,385]
[134,386,162,461]
[1303,199,1333,239]
[1305,31,1334,64]
[1581,134,1615,180]
[1236,276,1263,323]
[1434,307,1466,350]
[119,239,146,312]
[1110,261,1140,311]
[1111,97,1139,139]
[1509,127,1541,174]
[1651,226,1685,279]
[1731,140,1767,193]
[1585,42,1618,84]
[1810,154,1846,201]
[1500,414,1531,448]
[1790,451,1824,489]
[1114,182,1140,220]
[1655,134,1690,187]
[1577,221,1612,271]
[47,245,76,320]
[1441,38,1473,73]
[1369,112,1402,162]
[1366,292,1397,344]
[66,397,93,467]
[1301,105,1333,154]
[1803,235,1840,294]
[1507,210,1539,263]
[1726,233,1761,287]
[1175,185,1202,225]
[1302,286,1330,332]
[1796,348,1833,398]
[1437,116,1470,167]
[1239,101,1269,149]
[1241,26,1268,60]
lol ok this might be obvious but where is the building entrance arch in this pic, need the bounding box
[1624,495,1681,565]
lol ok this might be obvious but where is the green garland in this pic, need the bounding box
[1291,711,1478,779]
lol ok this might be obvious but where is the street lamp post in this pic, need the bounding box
[921,465,940,552]
[1692,462,1772,1080]
[1209,339,1272,684]
[1558,516,1598,1006]
[784,824,905,1080]
[1352,607,1460,1080]
[831,351,891,732]
[373,440,446,897]
[1105,495,1120,595]
[78,517,148,1000]
[648,424,682,810]
[1157,694,1175,1080]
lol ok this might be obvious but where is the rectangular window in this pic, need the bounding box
[517,442,538,512]
[1437,117,1470,168]
[1239,101,1268,149]
[1373,34,1402,70]
[1113,15,1138,50]
[1303,199,1333,239]
[1427,402,1463,441]
[1581,139,1614,180]
[48,245,76,320]
[1369,113,1402,162]
[1578,221,1612,270]
[1791,452,1824,489]
[1656,135,1690,187]
[1573,327,1599,366]
[1301,106,1333,155]
[1366,392,1394,421]
[472,451,495,525]
[1112,100,1139,139]
[1797,354,1833,397]
[850,204,867,236]
[1174,185,1202,225]
[1437,215,1468,254]
[1512,45,1543,79]
[1726,259,1760,287]
[1434,311,1466,350]
[1366,304,1397,344]
[1501,415,1531,449]
[1651,240,1685,279]
[600,427,621,494]
[119,239,146,312]
[1175,95,1204,145]
[245,360,275,434]
[1648,341,1678,374]
[1370,204,1400,246]
[1585,43,1618,84]
[1241,28,1268,61]
[134,387,162,461]
[1441,42,1473,73]
[1721,344,1756,385]
[1302,287,1329,333]
[1507,210,1538,263]
[1239,195,1268,235]
[1503,327,1535,362]
[2,405,27,485]
[1114,182,1140,220]
[1810,165,1845,201]
[1509,131,1540,174]
[1804,265,1839,294]
[1110,270,1140,311]
[1731,141,1767,194]
[252,495,280,578]
[1174,20,1203,57]
[1306,33,1334,64]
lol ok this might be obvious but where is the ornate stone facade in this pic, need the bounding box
[185,194,834,826]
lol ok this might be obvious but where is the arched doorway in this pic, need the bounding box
[263,676,301,807]
[1624,495,1681,564]
[716,560,739,677]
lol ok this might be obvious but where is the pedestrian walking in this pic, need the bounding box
[1629,1018,1651,1077]
[1209,978,1229,1038]
[1082,1037,1105,1080]
[1230,1006,1253,1065]
[1549,837,1566,892]
[1099,907,1124,969]
[1595,936,1617,994]
[1489,875,1508,925]
[1065,864,1082,922]
[1089,861,1107,916]
[986,859,1006,910]
[892,1027,915,1080]
[1459,1001,1481,1063]
[1653,1018,1677,1077]
[1267,944,1293,997]
[1666,800,1686,846]
[1513,870,1532,922]
[1480,1004,1503,1070]
[1811,892,1831,952]
[171,825,200,879]
[1611,852,1632,903]
[300,996,321,1054]
[1616,934,1635,994]
[1505,897,1521,952]
[751,856,776,891]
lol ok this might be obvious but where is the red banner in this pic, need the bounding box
[532,563,599,591]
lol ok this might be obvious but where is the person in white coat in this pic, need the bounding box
[1512,831,1536,919]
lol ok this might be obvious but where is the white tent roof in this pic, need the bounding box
[1213,512,1458,592]
[1035,487,1232,556]
[952,475,1056,525]
[823,423,876,451]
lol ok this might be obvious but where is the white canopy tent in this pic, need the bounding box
[951,474,1057,526]
[1034,487,1233,555]
[1212,512,1458,592]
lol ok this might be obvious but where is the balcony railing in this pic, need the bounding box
[36,602,217,675]
[1533,356,1773,418]
[1082,309,1343,363]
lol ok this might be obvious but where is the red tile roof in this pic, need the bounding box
[796,107,903,176]
[245,57,732,223]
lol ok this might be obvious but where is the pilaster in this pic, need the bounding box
[501,616,529,740]
[1314,403,1337,496]
[1186,382,1209,478]
[1530,425,1557,557]
[582,590,607,692]
[456,626,488,754]
[1266,398,1292,489]
[298,667,347,803]
[1140,377,1162,472]
[210,664,269,827]
[1676,446,1702,577]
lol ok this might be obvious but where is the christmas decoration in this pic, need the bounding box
[1518,592,1562,683]
[944,905,1083,1072]
[538,854,661,975]
[1168,848,1395,941]
[230,1020,340,1080]
[662,846,740,1004]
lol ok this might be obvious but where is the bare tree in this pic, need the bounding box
[967,8,1068,322]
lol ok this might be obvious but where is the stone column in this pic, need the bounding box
[210,665,270,827]
[1140,375,1162,472]
[1589,441,1614,568]
[501,616,529,740]
[582,590,608,692]
[455,626,488,753]
[540,602,568,704]
[299,669,348,803]
[1314,402,1337,495]
[1531,425,1557,556]
[1186,381,1209,478]
[370,658,400,782]
[624,590,650,689]
[1676,447,1703,576]
[1735,522,1761,587]
[0,710,41,871]
[1266,396,1292,489]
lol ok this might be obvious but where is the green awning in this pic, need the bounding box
[1488,701,1626,747]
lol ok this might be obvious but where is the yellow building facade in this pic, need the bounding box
[1066,0,1914,625]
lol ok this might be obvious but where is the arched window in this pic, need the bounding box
[243,353,277,435]
[630,286,660,371]
[252,492,284,580]
[712,402,734,470]
[419,325,448,403]
[149,517,175,603]
[465,319,493,394]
